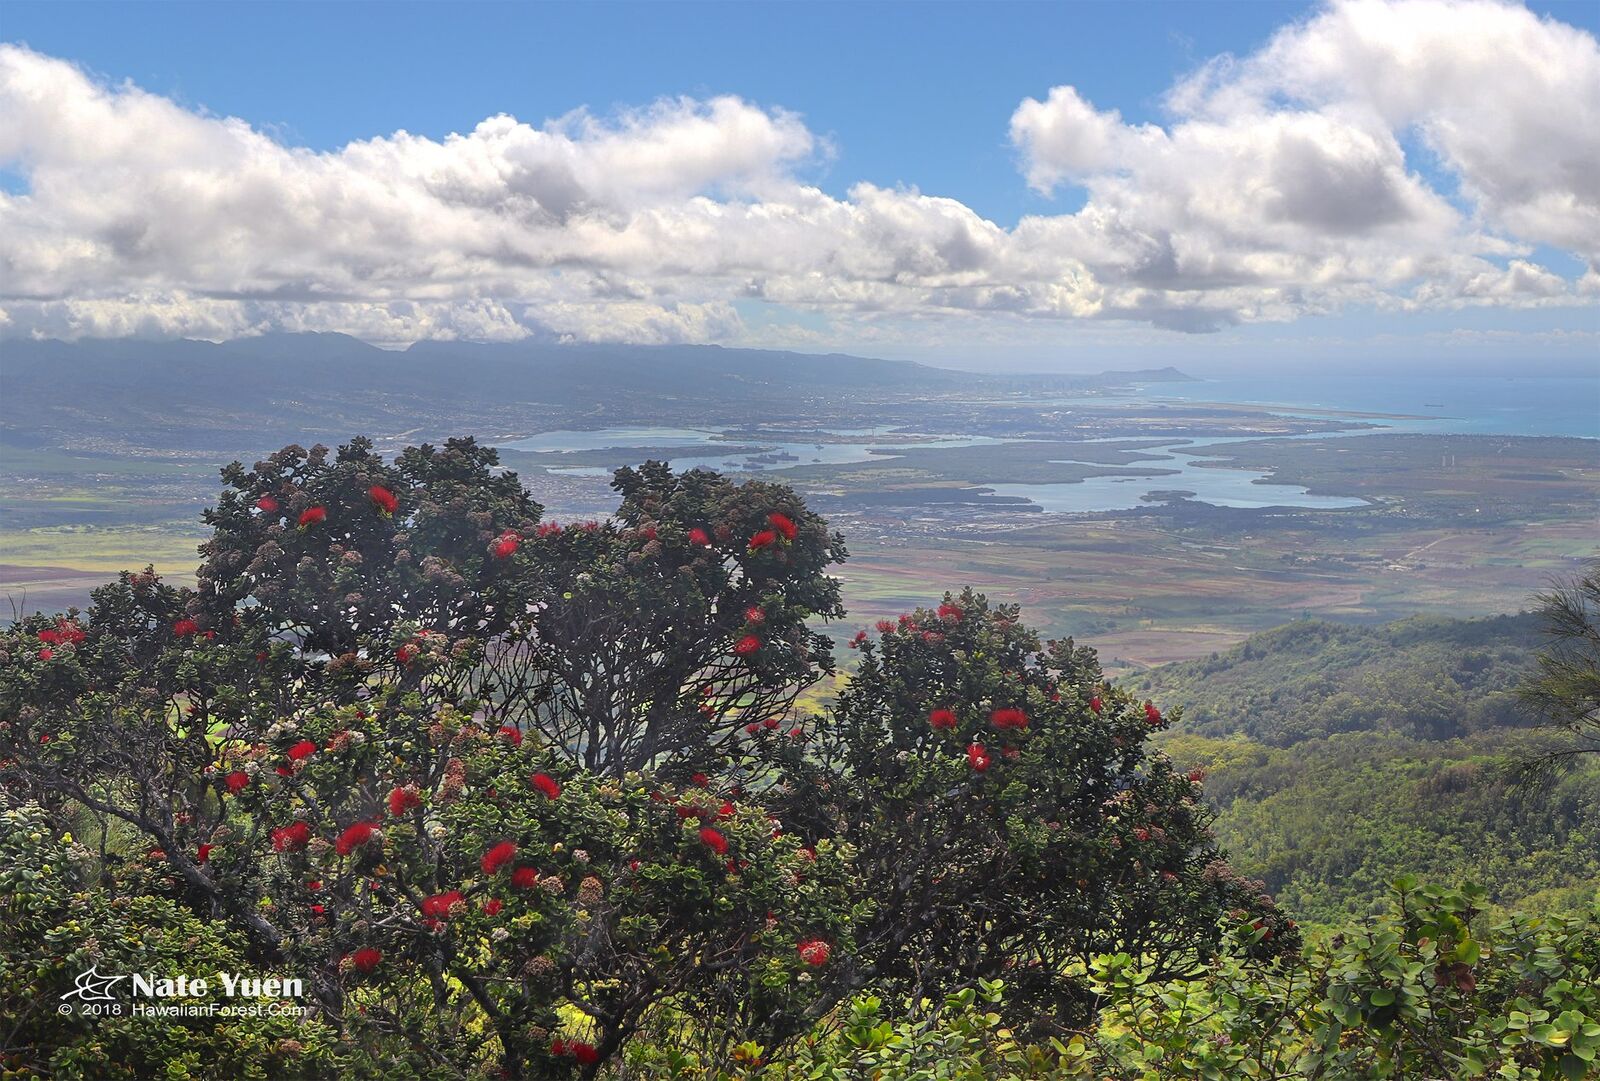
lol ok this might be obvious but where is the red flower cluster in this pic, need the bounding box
[395,641,418,665]
[967,744,991,772]
[937,602,963,622]
[481,841,518,875]
[272,821,311,852]
[530,772,562,800]
[298,506,326,528]
[733,634,761,656]
[688,526,711,546]
[929,708,958,730]
[287,739,318,762]
[224,771,250,794]
[37,620,86,646]
[350,947,382,974]
[748,529,777,550]
[173,618,200,637]
[511,866,539,889]
[334,822,378,856]
[255,495,280,513]
[768,511,798,540]
[498,725,523,746]
[848,630,867,648]
[699,827,729,855]
[1144,701,1163,725]
[369,485,398,515]
[421,890,464,919]
[196,843,213,863]
[990,707,1029,730]
[536,521,562,538]
[483,898,503,916]
[550,1040,600,1066]
[491,531,520,559]
[388,787,422,816]
[1089,695,1103,715]
[797,939,831,966]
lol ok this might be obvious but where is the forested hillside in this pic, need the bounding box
[1136,613,1600,925]
[1133,613,1540,744]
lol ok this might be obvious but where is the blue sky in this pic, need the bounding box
[2,0,1598,371]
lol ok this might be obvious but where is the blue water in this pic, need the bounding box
[504,375,1597,513]
[1148,375,1600,439]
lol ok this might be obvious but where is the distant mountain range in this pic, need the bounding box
[0,334,1191,454]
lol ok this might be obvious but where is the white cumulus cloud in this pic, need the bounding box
[1,0,1596,346]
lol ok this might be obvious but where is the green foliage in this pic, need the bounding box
[761,590,1296,1034]
[1081,879,1600,1080]
[1521,561,1600,760]
[1171,729,1600,926]
[0,803,352,1080]
[1132,613,1540,745]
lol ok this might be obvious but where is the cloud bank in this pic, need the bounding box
[1,0,1596,346]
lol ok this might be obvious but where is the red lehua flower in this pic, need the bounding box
[551,1039,569,1056]
[938,602,964,622]
[37,629,59,645]
[745,723,762,735]
[789,726,805,740]
[698,827,729,855]
[1133,828,1150,842]
[641,524,658,541]
[967,744,991,772]
[718,801,735,817]
[849,630,867,648]
[530,772,562,800]
[298,506,326,528]
[37,647,52,661]
[310,904,325,917]
[173,618,200,637]
[1144,701,1163,725]
[498,725,523,747]
[748,529,777,550]
[928,708,958,730]
[307,879,322,891]
[511,866,538,889]
[272,821,312,852]
[990,707,1029,730]
[762,717,779,729]
[492,532,520,559]
[536,521,562,538]
[1187,768,1206,783]
[275,765,292,777]
[570,1042,600,1066]
[287,739,318,761]
[733,634,761,656]
[688,526,711,546]
[483,898,503,915]
[421,890,464,918]
[369,485,399,515]
[1089,695,1103,715]
[481,841,518,875]
[745,605,766,623]
[797,939,832,966]
[388,787,421,816]
[224,771,250,794]
[196,843,213,863]
[875,619,896,634]
[351,948,382,974]
[395,642,417,665]
[768,511,798,540]
[255,495,280,513]
[334,822,378,856]
[691,772,709,787]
